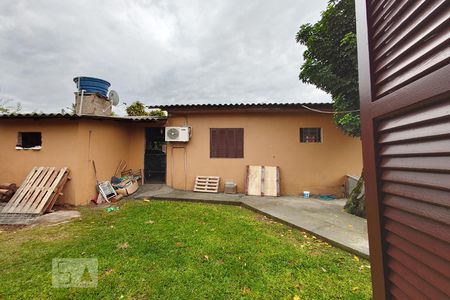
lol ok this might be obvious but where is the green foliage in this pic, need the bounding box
[148,109,166,117]
[126,101,148,116]
[296,0,360,137]
[0,201,372,299]
[126,101,165,117]
[0,98,22,114]
[61,103,76,115]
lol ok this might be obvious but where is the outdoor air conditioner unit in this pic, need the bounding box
[165,127,190,142]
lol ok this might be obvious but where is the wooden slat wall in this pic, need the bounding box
[377,100,450,299]
[370,0,450,99]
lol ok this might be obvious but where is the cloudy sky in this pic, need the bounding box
[0,0,330,115]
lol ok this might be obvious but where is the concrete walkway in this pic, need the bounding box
[132,185,369,258]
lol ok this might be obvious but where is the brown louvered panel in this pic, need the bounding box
[388,259,449,299]
[378,100,450,131]
[378,99,450,298]
[390,284,409,300]
[384,207,450,243]
[388,271,428,300]
[371,1,450,99]
[372,0,398,27]
[359,0,450,297]
[386,233,450,278]
[381,156,450,172]
[381,170,450,190]
[384,195,450,225]
[379,120,450,144]
[371,0,392,19]
[373,0,448,56]
[373,0,429,48]
[380,140,450,156]
[385,220,450,261]
[375,29,450,79]
[374,1,449,64]
[382,182,450,208]
[373,0,416,38]
[387,245,450,294]
[375,48,450,97]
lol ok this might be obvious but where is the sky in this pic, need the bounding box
[0,0,330,115]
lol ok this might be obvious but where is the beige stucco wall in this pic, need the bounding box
[0,119,83,204]
[165,112,362,196]
[0,111,362,204]
[0,119,151,206]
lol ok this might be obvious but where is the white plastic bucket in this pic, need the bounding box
[303,191,310,198]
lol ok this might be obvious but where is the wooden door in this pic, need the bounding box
[356,1,450,299]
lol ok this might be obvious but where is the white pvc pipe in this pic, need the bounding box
[79,89,85,115]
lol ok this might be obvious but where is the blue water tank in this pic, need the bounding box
[73,77,111,97]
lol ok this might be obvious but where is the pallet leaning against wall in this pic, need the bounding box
[245,165,280,197]
[1,167,70,215]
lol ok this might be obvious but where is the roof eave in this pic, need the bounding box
[0,113,167,123]
[149,103,333,114]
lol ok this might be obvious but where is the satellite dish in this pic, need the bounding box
[108,90,120,106]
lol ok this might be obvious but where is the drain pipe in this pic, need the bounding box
[79,89,86,115]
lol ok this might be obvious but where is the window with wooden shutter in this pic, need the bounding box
[210,128,244,158]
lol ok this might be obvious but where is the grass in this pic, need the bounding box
[0,201,372,299]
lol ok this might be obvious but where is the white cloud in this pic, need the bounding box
[0,0,330,115]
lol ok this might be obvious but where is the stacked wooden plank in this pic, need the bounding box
[1,167,70,215]
[245,165,280,197]
[0,183,17,202]
[194,176,220,193]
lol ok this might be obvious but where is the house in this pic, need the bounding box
[154,103,362,196]
[0,94,362,206]
[0,111,165,206]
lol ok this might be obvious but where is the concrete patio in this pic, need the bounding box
[132,184,369,258]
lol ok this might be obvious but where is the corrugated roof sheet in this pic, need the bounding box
[149,101,333,109]
[0,113,166,122]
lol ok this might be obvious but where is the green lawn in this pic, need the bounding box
[0,201,371,299]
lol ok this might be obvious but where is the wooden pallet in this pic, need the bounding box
[193,176,220,193]
[245,165,280,196]
[1,167,70,214]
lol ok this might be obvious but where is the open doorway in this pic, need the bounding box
[144,127,166,183]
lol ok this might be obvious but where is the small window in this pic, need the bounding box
[300,128,322,143]
[210,128,244,158]
[17,132,42,150]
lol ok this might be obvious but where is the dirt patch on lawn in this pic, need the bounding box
[0,224,27,232]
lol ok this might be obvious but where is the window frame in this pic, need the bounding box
[300,128,322,143]
[210,128,244,158]
[16,132,42,150]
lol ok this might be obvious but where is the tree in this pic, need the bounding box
[0,98,22,114]
[61,103,76,115]
[296,0,365,217]
[126,101,166,117]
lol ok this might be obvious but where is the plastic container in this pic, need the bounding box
[224,181,237,194]
[73,76,111,97]
[303,191,310,198]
